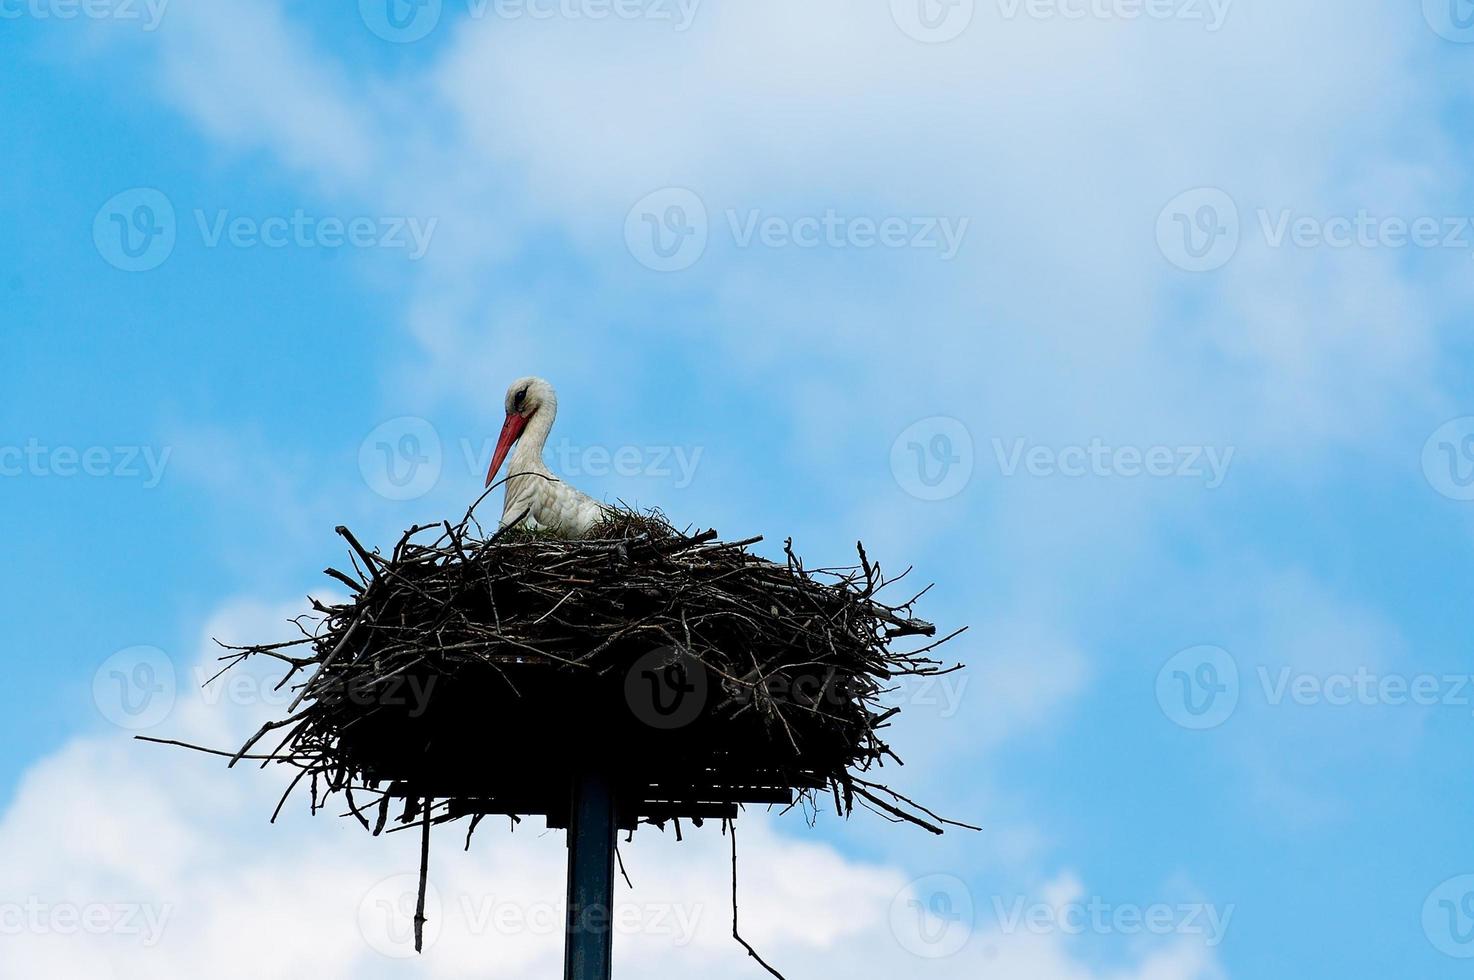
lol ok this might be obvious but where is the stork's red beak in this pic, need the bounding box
[485,412,529,487]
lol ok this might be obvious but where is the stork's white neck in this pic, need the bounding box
[510,398,556,473]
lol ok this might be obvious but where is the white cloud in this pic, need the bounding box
[78,0,1454,464]
[412,0,1448,440]
[157,1,378,186]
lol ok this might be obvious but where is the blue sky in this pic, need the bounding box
[3,1,1474,977]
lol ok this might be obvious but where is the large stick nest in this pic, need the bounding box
[161,508,968,840]
[146,506,972,964]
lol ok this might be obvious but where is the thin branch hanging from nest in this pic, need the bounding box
[144,508,972,960]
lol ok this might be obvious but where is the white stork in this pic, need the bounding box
[484,377,608,538]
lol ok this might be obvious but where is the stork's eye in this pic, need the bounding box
[514,388,528,409]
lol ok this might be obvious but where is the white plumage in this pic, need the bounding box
[485,377,607,538]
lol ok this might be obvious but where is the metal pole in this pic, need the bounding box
[564,770,617,980]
